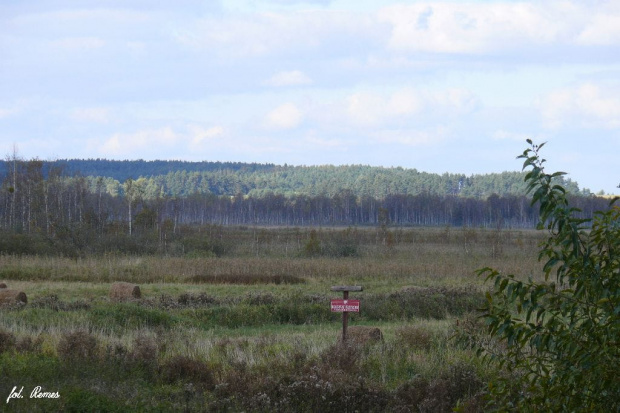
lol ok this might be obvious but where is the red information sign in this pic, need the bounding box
[330,299,360,313]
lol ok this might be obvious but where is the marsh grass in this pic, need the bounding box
[0,226,544,287]
[0,226,541,411]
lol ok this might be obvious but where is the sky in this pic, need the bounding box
[1,0,619,193]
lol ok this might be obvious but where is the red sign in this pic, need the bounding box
[330,299,360,313]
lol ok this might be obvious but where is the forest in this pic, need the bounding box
[0,157,590,199]
[0,156,609,256]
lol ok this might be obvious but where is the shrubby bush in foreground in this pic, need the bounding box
[476,141,620,410]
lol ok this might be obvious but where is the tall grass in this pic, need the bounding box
[0,226,542,411]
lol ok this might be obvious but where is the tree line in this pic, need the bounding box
[1,157,608,239]
[0,158,590,200]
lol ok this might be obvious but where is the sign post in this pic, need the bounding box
[330,285,363,342]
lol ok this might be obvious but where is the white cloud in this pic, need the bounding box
[126,41,147,56]
[50,37,105,51]
[0,108,18,119]
[100,127,179,156]
[173,10,377,57]
[346,92,385,126]
[346,89,424,127]
[265,103,303,129]
[346,87,477,127]
[374,125,448,146]
[189,125,225,148]
[378,3,556,54]
[576,13,620,45]
[12,8,151,29]
[387,89,421,116]
[377,2,620,55]
[264,70,312,87]
[430,88,479,113]
[493,129,546,142]
[540,83,620,129]
[99,125,229,156]
[305,134,347,148]
[71,107,110,123]
[0,99,32,119]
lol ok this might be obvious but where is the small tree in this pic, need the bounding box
[477,140,620,410]
[123,178,146,236]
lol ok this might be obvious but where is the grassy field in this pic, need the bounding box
[0,226,545,412]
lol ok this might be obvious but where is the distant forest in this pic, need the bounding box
[0,158,589,199]
[0,157,610,252]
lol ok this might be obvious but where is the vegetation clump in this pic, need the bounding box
[476,140,620,410]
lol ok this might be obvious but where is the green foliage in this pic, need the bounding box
[302,229,321,257]
[477,140,620,410]
[62,388,130,412]
[89,304,178,331]
[363,288,484,321]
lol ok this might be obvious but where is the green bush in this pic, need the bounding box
[62,387,129,412]
[362,288,484,321]
[477,140,620,410]
[89,304,178,331]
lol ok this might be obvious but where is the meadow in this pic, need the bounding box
[0,226,545,412]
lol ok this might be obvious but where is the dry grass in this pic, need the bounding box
[0,227,545,288]
[346,326,384,345]
[0,226,542,411]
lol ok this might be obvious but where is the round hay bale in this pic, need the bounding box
[345,326,383,345]
[0,282,7,289]
[0,289,28,306]
[110,282,141,301]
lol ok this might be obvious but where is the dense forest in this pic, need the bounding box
[1,156,606,227]
[0,158,589,200]
[0,155,610,256]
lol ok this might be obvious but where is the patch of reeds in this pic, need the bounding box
[189,273,305,285]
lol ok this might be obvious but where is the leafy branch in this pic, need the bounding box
[474,140,620,411]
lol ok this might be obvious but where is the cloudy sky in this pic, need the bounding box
[1,0,619,193]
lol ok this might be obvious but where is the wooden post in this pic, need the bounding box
[342,290,349,342]
[331,286,363,343]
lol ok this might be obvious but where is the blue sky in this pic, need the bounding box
[1,0,619,193]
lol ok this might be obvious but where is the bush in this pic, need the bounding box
[0,329,16,353]
[89,303,177,331]
[160,355,215,388]
[477,140,620,410]
[57,330,99,362]
[395,325,434,350]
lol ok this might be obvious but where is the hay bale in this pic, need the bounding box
[110,282,141,301]
[345,326,383,345]
[0,282,7,289]
[0,289,28,306]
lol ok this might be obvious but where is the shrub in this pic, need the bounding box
[302,229,322,257]
[477,140,620,410]
[318,343,361,375]
[160,355,215,389]
[57,330,99,362]
[16,335,44,353]
[31,294,91,311]
[89,303,177,331]
[62,387,129,412]
[395,325,434,350]
[129,333,159,368]
[0,329,16,353]
[189,273,305,285]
